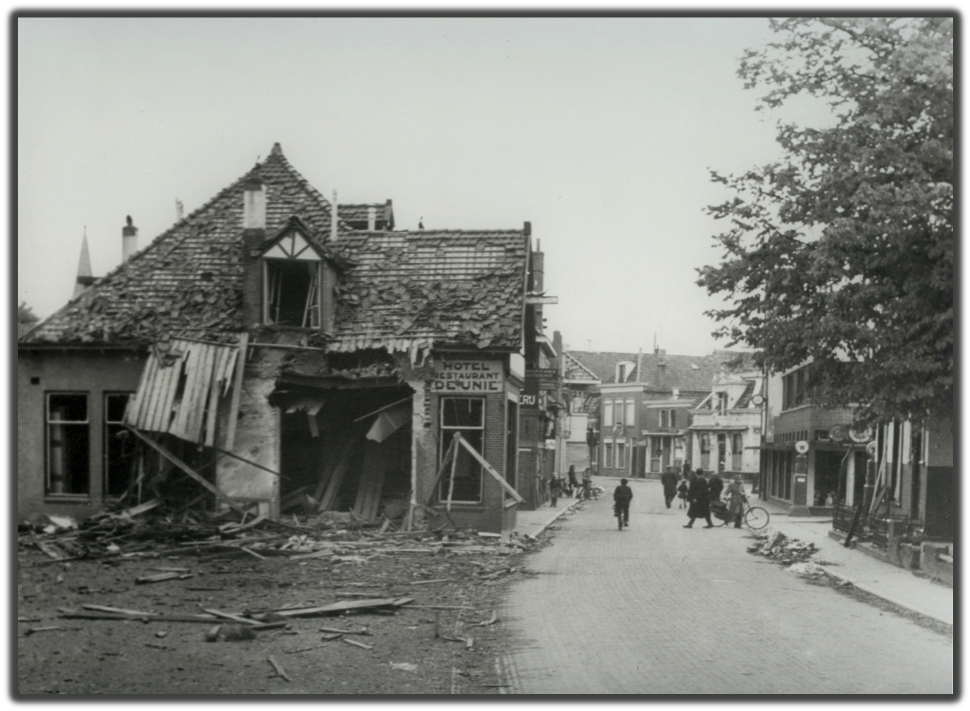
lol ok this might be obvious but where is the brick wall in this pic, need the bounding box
[18,349,146,520]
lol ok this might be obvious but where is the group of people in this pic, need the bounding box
[661,464,747,528]
[548,465,593,508]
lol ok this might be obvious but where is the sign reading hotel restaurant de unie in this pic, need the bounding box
[432,360,503,393]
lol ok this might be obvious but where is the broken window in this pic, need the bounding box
[439,398,484,503]
[264,259,322,328]
[47,393,89,495]
[104,392,135,498]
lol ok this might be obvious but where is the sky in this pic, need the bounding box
[15,14,860,358]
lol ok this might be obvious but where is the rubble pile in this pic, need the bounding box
[19,500,540,566]
[746,530,819,567]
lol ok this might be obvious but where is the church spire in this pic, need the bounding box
[73,227,94,299]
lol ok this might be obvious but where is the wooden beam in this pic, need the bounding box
[124,426,249,515]
[455,433,524,503]
[224,333,249,451]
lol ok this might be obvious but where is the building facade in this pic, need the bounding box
[689,368,764,480]
[19,143,554,534]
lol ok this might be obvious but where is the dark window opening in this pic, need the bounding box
[47,393,89,495]
[265,259,320,328]
[439,398,485,503]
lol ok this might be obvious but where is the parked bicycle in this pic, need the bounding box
[710,499,769,529]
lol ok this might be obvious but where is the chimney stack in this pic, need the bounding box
[122,215,138,262]
[241,172,266,327]
[367,206,376,231]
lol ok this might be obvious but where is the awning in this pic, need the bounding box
[124,337,241,446]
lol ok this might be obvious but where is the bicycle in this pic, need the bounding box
[710,499,769,530]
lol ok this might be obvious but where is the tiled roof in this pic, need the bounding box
[330,229,527,350]
[568,350,750,393]
[25,144,346,345]
[563,352,600,382]
[337,202,394,230]
[23,145,527,351]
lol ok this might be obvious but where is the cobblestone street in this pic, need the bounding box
[500,479,952,694]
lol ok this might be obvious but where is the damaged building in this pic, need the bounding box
[17,142,559,533]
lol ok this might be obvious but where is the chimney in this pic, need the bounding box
[523,221,531,236]
[367,206,376,231]
[241,172,266,327]
[122,215,138,262]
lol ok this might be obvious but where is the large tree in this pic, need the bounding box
[697,17,953,424]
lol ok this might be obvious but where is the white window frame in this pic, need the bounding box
[46,392,90,496]
[603,399,614,427]
[438,397,486,504]
[624,399,635,428]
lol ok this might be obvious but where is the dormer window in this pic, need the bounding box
[259,219,334,330]
[615,361,635,382]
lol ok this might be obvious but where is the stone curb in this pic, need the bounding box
[523,500,582,540]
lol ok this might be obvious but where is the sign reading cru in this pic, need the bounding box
[432,360,503,393]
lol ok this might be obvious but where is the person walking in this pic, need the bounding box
[567,465,580,498]
[581,467,593,501]
[708,471,724,503]
[549,475,560,508]
[676,472,690,509]
[684,468,714,528]
[613,477,633,528]
[660,466,679,509]
[724,475,747,528]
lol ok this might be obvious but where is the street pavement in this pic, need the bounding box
[500,477,953,695]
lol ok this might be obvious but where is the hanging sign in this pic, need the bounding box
[432,360,503,393]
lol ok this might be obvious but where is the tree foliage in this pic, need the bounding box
[18,301,39,338]
[697,17,953,424]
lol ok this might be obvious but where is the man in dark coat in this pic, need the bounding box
[613,478,633,528]
[660,467,679,508]
[684,469,714,528]
[708,471,724,502]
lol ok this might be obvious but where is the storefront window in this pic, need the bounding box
[439,398,484,503]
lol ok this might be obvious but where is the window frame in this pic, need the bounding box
[46,391,91,497]
[624,399,635,428]
[262,257,324,329]
[603,399,614,427]
[103,392,135,499]
[438,397,486,504]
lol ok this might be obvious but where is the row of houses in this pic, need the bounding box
[560,348,763,482]
[554,348,951,579]
[18,143,565,534]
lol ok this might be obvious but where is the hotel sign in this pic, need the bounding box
[432,360,503,393]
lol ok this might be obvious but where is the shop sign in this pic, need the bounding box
[521,375,539,408]
[528,367,560,391]
[432,360,503,393]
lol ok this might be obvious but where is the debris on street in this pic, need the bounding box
[746,529,818,567]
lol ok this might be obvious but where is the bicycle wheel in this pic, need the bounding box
[744,506,770,530]
[618,512,623,531]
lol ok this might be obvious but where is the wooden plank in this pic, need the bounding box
[455,433,525,503]
[312,438,352,504]
[182,343,212,442]
[222,348,238,398]
[367,470,385,521]
[425,436,459,507]
[192,344,217,443]
[273,598,404,618]
[446,433,458,512]
[318,439,359,512]
[156,350,186,434]
[171,344,202,439]
[125,352,157,427]
[204,346,226,448]
[140,356,166,432]
[353,442,381,519]
[224,333,249,451]
[124,426,249,515]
